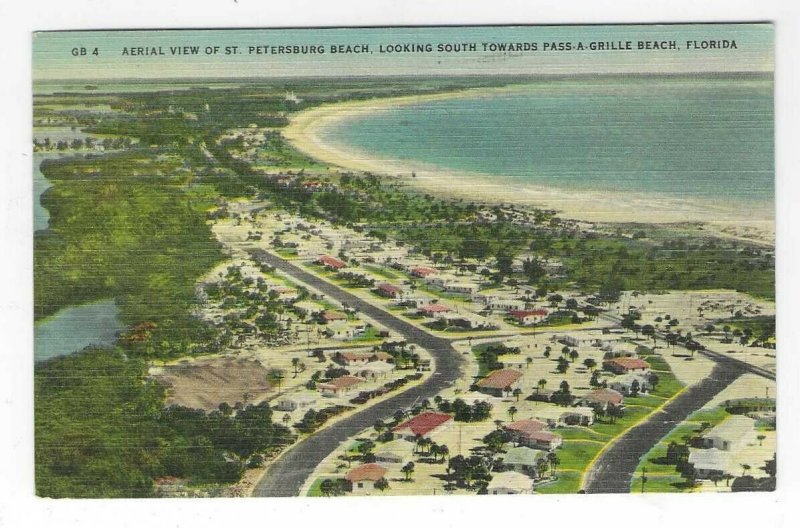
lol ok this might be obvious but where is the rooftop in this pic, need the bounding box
[391,411,453,437]
[477,368,523,390]
[345,463,387,482]
[506,419,548,438]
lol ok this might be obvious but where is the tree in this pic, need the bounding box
[543,347,551,359]
[402,462,415,481]
[512,388,523,402]
[556,357,569,374]
[526,356,533,369]
[583,358,597,371]
[536,457,550,480]
[757,434,766,446]
[267,368,286,395]
[740,463,751,476]
[569,350,579,363]
[537,379,547,393]
[508,406,518,421]
[546,452,560,477]
[641,324,656,344]
[374,477,390,491]
[291,357,301,378]
[630,379,641,397]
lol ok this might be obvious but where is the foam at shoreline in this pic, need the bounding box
[283,87,774,245]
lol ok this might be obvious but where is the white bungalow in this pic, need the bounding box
[702,416,756,451]
[486,471,534,495]
[275,393,316,412]
[374,439,414,466]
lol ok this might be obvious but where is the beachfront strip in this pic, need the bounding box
[33,82,775,498]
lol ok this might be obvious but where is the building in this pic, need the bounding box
[374,439,414,466]
[443,281,480,295]
[505,419,548,444]
[507,309,549,326]
[488,299,527,312]
[476,368,523,397]
[319,310,348,323]
[608,372,652,395]
[271,285,298,302]
[275,393,315,412]
[486,471,534,495]
[318,375,364,397]
[317,254,347,271]
[502,446,544,477]
[410,266,437,278]
[345,463,388,494]
[418,304,451,317]
[391,411,453,441]
[701,416,756,451]
[376,283,404,298]
[356,361,395,380]
[688,448,729,480]
[523,430,563,451]
[439,313,495,330]
[324,321,365,340]
[332,351,373,366]
[579,388,624,410]
[603,357,651,374]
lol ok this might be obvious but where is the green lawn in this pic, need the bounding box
[631,474,688,493]
[306,477,327,497]
[536,470,583,494]
[557,440,605,471]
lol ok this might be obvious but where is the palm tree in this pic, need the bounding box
[402,462,415,481]
[537,379,547,393]
[513,388,523,401]
[438,444,449,462]
[508,406,518,421]
[569,350,579,363]
[741,463,751,476]
[291,357,301,378]
[267,368,285,395]
[757,434,766,446]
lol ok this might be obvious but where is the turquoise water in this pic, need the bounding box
[33,153,57,232]
[326,76,774,206]
[34,300,124,361]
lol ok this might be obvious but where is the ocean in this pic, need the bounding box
[323,76,774,208]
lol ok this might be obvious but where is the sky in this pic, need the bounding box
[33,24,773,81]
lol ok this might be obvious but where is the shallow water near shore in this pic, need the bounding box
[322,76,774,211]
[34,299,123,361]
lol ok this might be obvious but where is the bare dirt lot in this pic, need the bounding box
[151,357,272,411]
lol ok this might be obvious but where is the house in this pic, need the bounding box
[603,357,651,374]
[443,281,480,295]
[579,388,624,410]
[531,406,594,427]
[318,375,364,397]
[275,393,316,412]
[688,448,729,479]
[476,368,523,397]
[424,274,456,287]
[416,358,432,372]
[486,471,534,495]
[319,310,348,323]
[701,415,756,451]
[333,351,372,366]
[505,419,548,445]
[523,430,563,451]
[376,283,404,298]
[324,321,364,340]
[317,254,347,271]
[418,304,451,317]
[410,266,437,278]
[502,446,544,477]
[439,313,495,330]
[488,299,527,311]
[391,411,453,441]
[271,285,298,301]
[356,361,395,380]
[608,372,652,395]
[374,439,414,466]
[345,463,387,494]
[507,309,549,326]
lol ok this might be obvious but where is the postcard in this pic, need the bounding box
[32,24,775,498]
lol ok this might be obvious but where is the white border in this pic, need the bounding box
[2,1,798,527]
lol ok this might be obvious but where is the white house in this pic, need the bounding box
[608,372,652,396]
[688,448,729,479]
[345,463,388,495]
[374,439,414,466]
[486,471,534,495]
[501,447,544,477]
[702,416,756,451]
[488,299,527,311]
[443,281,480,295]
[275,393,315,412]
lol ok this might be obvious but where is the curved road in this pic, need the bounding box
[250,250,465,497]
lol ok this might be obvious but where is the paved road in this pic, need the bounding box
[583,362,744,493]
[249,250,466,497]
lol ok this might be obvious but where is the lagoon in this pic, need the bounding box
[34,299,124,361]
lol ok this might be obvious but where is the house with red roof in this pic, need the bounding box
[376,283,404,299]
[319,310,348,323]
[602,357,651,375]
[418,304,451,317]
[333,351,372,366]
[507,309,549,326]
[391,411,453,441]
[345,463,388,494]
[505,419,548,445]
[317,254,347,271]
[410,266,437,278]
[317,375,364,397]
[476,368,523,397]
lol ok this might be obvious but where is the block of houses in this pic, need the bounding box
[376,283,404,298]
[476,368,523,397]
[607,372,652,395]
[345,463,388,494]
[391,411,453,441]
[418,304,451,317]
[486,471,534,495]
[578,388,624,411]
[701,415,756,451]
[507,309,549,326]
[318,375,364,397]
[275,393,316,412]
[374,439,414,466]
[317,254,347,271]
[688,448,729,480]
[602,357,651,375]
[502,446,544,477]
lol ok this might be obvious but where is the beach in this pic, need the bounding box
[283,88,775,246]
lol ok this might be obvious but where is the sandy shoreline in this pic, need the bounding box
[283,87,775,245]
